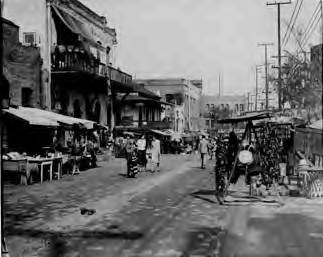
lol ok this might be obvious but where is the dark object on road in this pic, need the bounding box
[80,208,96,215]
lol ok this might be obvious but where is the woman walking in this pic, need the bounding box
[146,136,161,172]
[125,135,138,178]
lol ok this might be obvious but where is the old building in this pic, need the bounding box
[115,84,172,130]
[201,94,247,129]
[134,78,203,132]
[247,86,278,112]
[2,18,42,108]
[3,0,132,128]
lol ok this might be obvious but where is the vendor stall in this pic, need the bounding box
[2,106,100,184]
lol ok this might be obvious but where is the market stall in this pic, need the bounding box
[2,106,100,184]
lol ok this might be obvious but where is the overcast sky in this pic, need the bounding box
[82,0,321,95]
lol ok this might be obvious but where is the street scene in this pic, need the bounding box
[1,0,323,256]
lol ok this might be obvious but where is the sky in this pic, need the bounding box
[81,0,321,95]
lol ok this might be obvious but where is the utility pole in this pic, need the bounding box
[255,65,262,111]
[321,0,323,44]
[258,43,274,110]
[267,1,291,110]
[218,73,221,97]
[248,92,250,112]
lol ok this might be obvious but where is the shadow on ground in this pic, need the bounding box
[5,227,144,257]
[220,213,323,257]
[180,226,224,257]
[191,189,217,204]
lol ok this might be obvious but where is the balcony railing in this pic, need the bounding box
[107,65,132,85]
[118,118,171,129]
[51,45,106,77]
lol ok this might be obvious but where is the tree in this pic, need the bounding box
[280,52,322,122]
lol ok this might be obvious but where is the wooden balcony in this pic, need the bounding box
[51,45,106,77]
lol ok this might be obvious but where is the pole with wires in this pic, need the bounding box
[258,43,274,110]
[267,1,291,110]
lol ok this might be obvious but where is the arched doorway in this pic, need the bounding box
[73,99,82,118]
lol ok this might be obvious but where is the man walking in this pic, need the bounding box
[198,135,208,169]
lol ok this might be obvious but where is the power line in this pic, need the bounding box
[267,1,291,110]
[283,0,303,47]
[299,1,321,45]
[282,0,299,46]
[301,11,322,47]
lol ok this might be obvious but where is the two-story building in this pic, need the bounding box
[3,0,132,128]
[134,78,203,132]
[202,94,247,129]
[115,84,172,130]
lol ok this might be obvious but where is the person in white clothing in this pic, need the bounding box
[151,136,161,172]
[136,134,147,172]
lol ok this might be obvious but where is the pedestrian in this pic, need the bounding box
[125,135,138,178]
[136,134,147,172]
[86,137,97,168]
[208,138,214,160]
[215,138,228,204]
[198,135,208,169]
[151,136,161,172]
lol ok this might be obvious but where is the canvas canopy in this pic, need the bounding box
[217,111,272,124]
[3,107,96,129]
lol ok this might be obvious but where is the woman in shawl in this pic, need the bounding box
[125,135,138,178]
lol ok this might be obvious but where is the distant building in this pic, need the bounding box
[115,84,172,130]
[201,94,247,129]
[134,78,203,132]
[247,85,278,112]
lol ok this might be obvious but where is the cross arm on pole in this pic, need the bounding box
[267,1,291,6]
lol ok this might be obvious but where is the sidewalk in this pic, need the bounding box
[218,178,323,257]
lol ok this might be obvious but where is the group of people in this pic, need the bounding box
[124,134,161,178]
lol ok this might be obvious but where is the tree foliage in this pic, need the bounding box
[280,53,322,121]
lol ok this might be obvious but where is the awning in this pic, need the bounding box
[51,5,104,51]
[3,107,58,127]
[217,111,272,124]
[4,107,96,129]
[150,129,171,136]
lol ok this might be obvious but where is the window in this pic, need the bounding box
[23,32,36,45]
[211,119,215,128]
[211,104,214,110]
[226,104,229,110]
[206,104,210,111]
[240,104,244,112]
[205,120,210,127]
[235,104,239,112]
[221,104,224,109]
